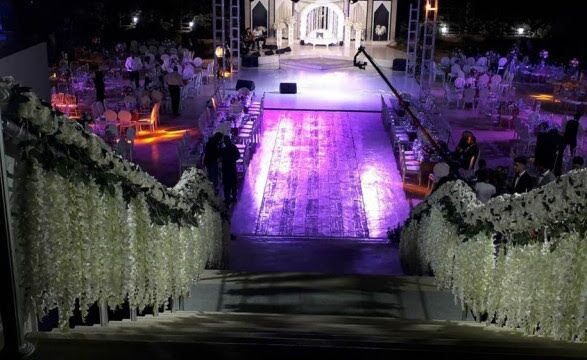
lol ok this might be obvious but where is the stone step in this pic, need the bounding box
[183,270,467,321]
[31,312,587,359]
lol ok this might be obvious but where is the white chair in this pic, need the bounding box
[137,103,160,133]
[104,109,118,123]
[117,110,136,134]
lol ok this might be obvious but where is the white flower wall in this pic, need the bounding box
[400,174,587,342]
[0,77,227,329]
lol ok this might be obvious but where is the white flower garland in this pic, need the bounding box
[14,160,224,328]
[1,77,228,328]
[400,172,587,342]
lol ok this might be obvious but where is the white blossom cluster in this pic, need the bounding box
[400,174,587,342]
[0,77,227,328]
[14,159,224,329]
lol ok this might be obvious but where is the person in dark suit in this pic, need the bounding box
[203,132,224,194]
[512,156,534,194]
[93,69,105,103]
[535,160,556,188]
[220,135,241,204]
[461,135,480,170]
[562,112,581,157]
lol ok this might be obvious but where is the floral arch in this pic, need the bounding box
[299,1,345,43]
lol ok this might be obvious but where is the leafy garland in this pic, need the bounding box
[0,77,226,227]
[1,77,228,328]
[399,174,587,342]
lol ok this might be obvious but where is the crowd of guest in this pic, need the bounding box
[430,128,584,203]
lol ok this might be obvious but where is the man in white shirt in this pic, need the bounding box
[253,27,265,50]
[125,54,143,88]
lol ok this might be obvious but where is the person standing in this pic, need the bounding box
[164,66,183,117]
[203,132,224,194]
[562,112,581,157]
[220,135,241,204]
[93,68,105,103]
[125,54,142,89]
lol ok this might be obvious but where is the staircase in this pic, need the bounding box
[27,270,587,359]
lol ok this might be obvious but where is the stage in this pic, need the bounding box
[247,40,407,70]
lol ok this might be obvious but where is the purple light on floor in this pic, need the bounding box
[232,109,410,239]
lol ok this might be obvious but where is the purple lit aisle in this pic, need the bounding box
[230,109,410,274]
[233,110,409,238]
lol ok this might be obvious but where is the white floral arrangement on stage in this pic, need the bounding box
[400,171,587,342]
[274,22,287,31]
[0,76,228,329]
[375,25,387,36]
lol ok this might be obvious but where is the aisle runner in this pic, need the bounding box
[255,112,370,237]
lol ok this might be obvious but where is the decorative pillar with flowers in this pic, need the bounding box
[275,22,286,48]
[354,23,364,50]
[287,17,296,47]
[344,18,353,49]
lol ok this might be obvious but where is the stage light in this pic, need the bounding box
[215,46,225,58]
[517,27,525,35]
[188,21,194,28]
[440,25,448,35]
[132,16,139,24]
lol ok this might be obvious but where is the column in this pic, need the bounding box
[343,0,350,17]
[288,18,296,47]
[245,0,251,30]
[366,0,373,41]
[276,28,283,48]
[344,19,352,49]
[355,27,362,49]
[389,0,398,46]
[269,0,276,38]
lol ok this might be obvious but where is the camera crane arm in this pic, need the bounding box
[353,46,443,155]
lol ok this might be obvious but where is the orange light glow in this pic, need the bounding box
[135,128,189,145]
[529,94,556,102]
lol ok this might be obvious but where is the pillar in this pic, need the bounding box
[389,0,398,46]
[245,0,251,30]
[366,0,374,41]
[276,28,283,48]
[344,19,352,49]
[288,18,296,47]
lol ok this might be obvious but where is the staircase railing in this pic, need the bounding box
[0,77,229,333]
[399,172,587,342]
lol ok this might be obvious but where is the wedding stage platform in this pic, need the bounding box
[250,41,406,70]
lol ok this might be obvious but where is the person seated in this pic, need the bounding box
[572,156,584,171]
[430,162,455,194]
[474,170,496,203]
[243,28,255,51]
[253,27,266,50]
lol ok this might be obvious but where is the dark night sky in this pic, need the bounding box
[1,0,585,60]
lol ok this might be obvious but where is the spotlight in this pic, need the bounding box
[517,27,525,35]
[132,16,139,24]
[440,25,448,35]
[188,21,194,28]
[215,46,225,58]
